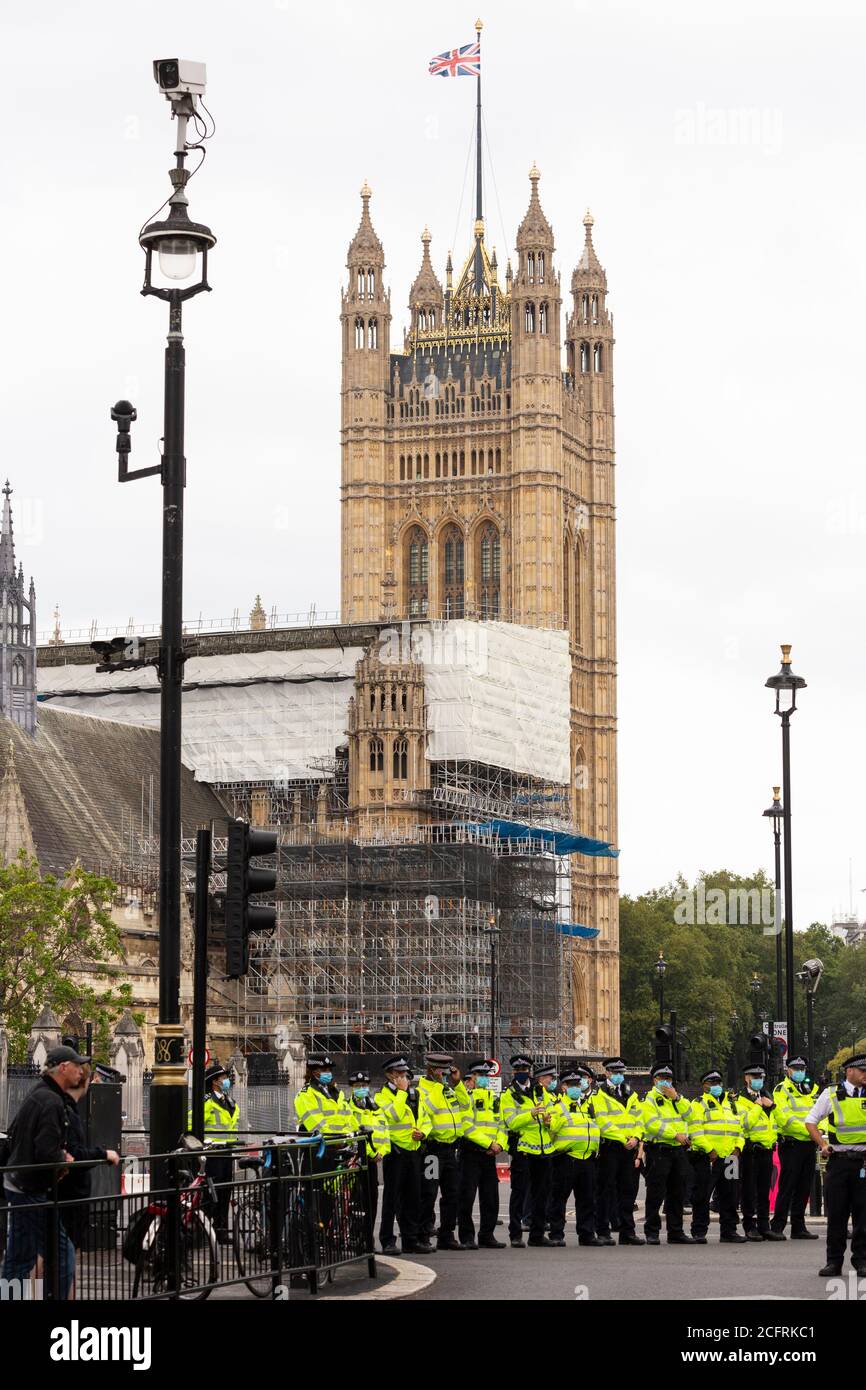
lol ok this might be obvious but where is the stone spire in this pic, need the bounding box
[347,180,384,270]
[0,480,15,579]
[409,227,444,307]
[516,163,554,253]
[249,594,267,631]
[572,208,607,291]
[0,738,37,864]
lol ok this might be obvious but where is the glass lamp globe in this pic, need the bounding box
[157,236,198,281]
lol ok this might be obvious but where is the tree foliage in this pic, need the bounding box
[620,868,866,1082]
[0,852,134,1061]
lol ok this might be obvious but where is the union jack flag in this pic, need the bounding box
[429,42,481,78]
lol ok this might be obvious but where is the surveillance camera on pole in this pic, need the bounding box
[798,958,824,995]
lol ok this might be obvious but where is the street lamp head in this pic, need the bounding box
[762,785,783,821]
[140,177,216,288]
[765,643,807,715]
[655,949,667,977]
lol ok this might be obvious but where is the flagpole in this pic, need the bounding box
[474,17,484,294]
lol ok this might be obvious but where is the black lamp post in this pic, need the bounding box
[708,1012,716,1069]
[483,912,501,1062]
[750,972,762,1025]
[762,786,784,1029]
[655,950,667,1025]
[765,644,807,1053]
[111,74,216,1164]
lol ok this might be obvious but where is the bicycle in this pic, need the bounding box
[129,1136,218,1301]
[231,1133,325,1296]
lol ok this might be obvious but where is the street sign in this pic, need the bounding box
[488,1057,502,1077]
[188,1046,211,1069]
[773,1021,788,1056]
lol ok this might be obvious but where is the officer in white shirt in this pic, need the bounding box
[805,1051,866,1278]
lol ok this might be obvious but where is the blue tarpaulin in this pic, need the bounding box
[460,818,619,859]
[558,922,600,938]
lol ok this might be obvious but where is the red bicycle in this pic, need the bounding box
[129,1137,218,1301]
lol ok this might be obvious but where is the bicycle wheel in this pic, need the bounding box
[232,1191,274,1298]
[133,1211,217,1301]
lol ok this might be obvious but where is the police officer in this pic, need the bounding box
[548,1067,602,1247]
[499,1054,534,1247]
[294,1054,354,1138]
[593,1057,644,1246]
[512,1062,558,1247]
[769,1056,819,1239]
[688,1070,745,1244]
[640,1064,694,1245]
[347,1068,390,1232]
[457,1061,507,1250]
[733,1065,784,1241]
[417,1052,468,1250]
[375,1055,433,1256]
[189,1062,239,1242]
[805,1051,866,1277]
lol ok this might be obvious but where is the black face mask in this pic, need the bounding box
[513,1074,530,1087]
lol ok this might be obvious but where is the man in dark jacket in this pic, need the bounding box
[62,1065,121,1251]
[1,1043,89,1298]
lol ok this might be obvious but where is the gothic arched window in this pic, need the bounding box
[579,341,590,373]
[538,252,545,284]
[478,523,501,619]
[539,303,548,335]
[441,524,465,619]
[527,252,535,283]
[368,318,378,349]
[369,737,384,773]
[574,541,583,646]
[525,302,535,333]
[393,737,408,780]
[405,526,429,617]
[367,268,375,297]
[354,317,365,349]
[593,342,603,372]
[563,536,571,631]
[11,657,24,687]
[581,294,590,322]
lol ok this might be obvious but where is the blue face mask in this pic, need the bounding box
[609,1073,625,1087]
[545,1079,558,1092]
[791,1070,806,1084]
[655,1081,670,1095]
[318,1071,333,1085]
[475,1076,489,1089]
[748,1077,764,1092]
[353,1086,369,1099]
[579,1078,591,1092]
[709,1084,723,1098]
[566,1086,582,1101]
[220,1077,232,1093]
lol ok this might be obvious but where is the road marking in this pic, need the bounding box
[318,1256,437,1301]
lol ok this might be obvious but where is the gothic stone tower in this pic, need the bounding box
[0,482,37,736]
[339,172,619,1053]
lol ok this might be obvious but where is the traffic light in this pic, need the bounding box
[225,820,278,978]
[654,1024,674,1067]
[749,1032,770,1071]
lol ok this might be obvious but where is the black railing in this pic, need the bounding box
[0,1133,376,1300]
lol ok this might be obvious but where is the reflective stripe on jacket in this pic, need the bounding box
[592,1087,642,1145]
[499,1086,557,1156]
[348,1097,391,1158]
[772,1078,819,1141]
[687,1094,742,1157]
[734,1094,777,1149]
[462,1088,508,1151]
[827,1092,866,1146]
[639,1090,692,1146]
[417,1077,469,1145]
[374,1084,431,1151]
[551,1095,600,1159]
[188,1093,239,1143]
[294,1083,355,1137]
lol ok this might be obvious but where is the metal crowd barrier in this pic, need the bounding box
[0,1133,376,1301]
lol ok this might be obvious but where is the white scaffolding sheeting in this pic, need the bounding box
[37,622,571,785]
[422,622,570,784]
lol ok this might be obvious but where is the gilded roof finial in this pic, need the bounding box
[360,179,372,202]
[475,18,483,34]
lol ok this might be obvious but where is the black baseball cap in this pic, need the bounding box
[46,1044,90,1068]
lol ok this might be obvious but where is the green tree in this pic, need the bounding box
[0,852,134,1060]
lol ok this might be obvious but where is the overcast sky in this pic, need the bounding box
[2,0,864,934]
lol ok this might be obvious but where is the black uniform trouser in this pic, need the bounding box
[690,1152,739,1238]
[596,1141,636,1237]
[548,1153,597,1242]
[740,1142,774,1232]
[771,1139,815,1232]
[526,1155,552,1241]
[364,1159,379,1234]
[508,1151,529,1239]
[379,1146,421,1247]
[204,1156,233,1234]
[824,1152,866,1268]
[458,1144,499,1242]
[420,1139,460,1239]
[644,1143,687,1238]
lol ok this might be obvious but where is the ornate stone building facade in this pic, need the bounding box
[0,483,37,736]
[339,170,620,1049]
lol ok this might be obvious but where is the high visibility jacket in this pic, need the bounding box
[374,1084,431,1151]
[640,1089,692,1146]
[462,1088,509,1152]
[348,1096,391,1159]
[734,1093,777,1149]
[294,1082,355,1138]
[417,1076,469,1145]
[551,1094,600,1160]
[592,1086,643,1145]
[189,1092,240,1143]
[772,1078,819,1141]
[826,1088,866,1147]
[499,1085,558,1156]
[687,1093,742,1158]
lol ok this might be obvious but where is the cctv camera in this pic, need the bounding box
[153,59,207,99]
